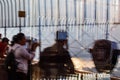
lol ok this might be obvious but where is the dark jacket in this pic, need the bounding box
[39,43,74,77]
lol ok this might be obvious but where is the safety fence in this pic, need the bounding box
[0,0,120,78]
[0,0,120,59]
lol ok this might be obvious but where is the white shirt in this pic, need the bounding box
[11,43,35,74]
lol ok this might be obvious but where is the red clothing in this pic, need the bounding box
[0,42,7,58]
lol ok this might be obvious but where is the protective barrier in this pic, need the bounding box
[0,0,120,78]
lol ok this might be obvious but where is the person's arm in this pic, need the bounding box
[20,47,35,60]
[21,42,39,60]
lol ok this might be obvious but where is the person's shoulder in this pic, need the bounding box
[43,47,51,52]
[12,43,22,50]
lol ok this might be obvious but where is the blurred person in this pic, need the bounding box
[8,33,38,80]
[0,37,9,58]
[39,31,74,77]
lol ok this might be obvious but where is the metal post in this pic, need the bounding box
[65,0,69,50]
[50,0,53,26]
[57,0,60,28]
[23,0,25,27]
[84,0,87,21]
[106,0,109,40]
[74,0,77,25]
[0,1,3,28]
[28,0,30,26]
[14,0,18,27]
[10,0,14,27]
[38,0,41,58]
[19,0,21,32]
[44,0,47,26]
[94,0,97,21]
[6,0,10,28]
[65,0,68,29]
[2,0,7,37]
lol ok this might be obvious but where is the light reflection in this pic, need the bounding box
[71,57,95,72]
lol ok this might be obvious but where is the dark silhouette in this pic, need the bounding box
[89,39,120,73]
[39,31,75,78]
[0,37,9,58]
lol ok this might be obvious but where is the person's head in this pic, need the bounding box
[2,37,9,45]
[11,35,18,46]
[16,33,26,45]
[55,30,68,46]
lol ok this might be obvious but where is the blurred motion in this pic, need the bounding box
[0,37,9,58]
[39,31,75,78]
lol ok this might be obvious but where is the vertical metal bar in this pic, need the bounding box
[14,0,17,27]
[19,0,21,32]
[27,1,32,80]
[78,0,80,25]
[66,0,68,30]
[106,0,109,39]
[50,0,53,25]
[6,0,10,28]
[84,0,87,20]
[106,0,109,22]
[57,0,60,27]
[94,0,97,39]
[0,1,3,27]
[9,0,14,27]
[23,0,26,27]
[106,0,112,71]
[74,0,77,25]
[94,0,97,21]
[28,0,30,27]
[78,0,81,40]
[2,0,7,37]
[119,0,120,22]
[66,0,69,50]
[44,0,47,26]
[38,0,41,54]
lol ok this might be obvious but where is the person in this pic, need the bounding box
[0,37,9,58]
[8,33,38,80]
[39,31,75,78]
